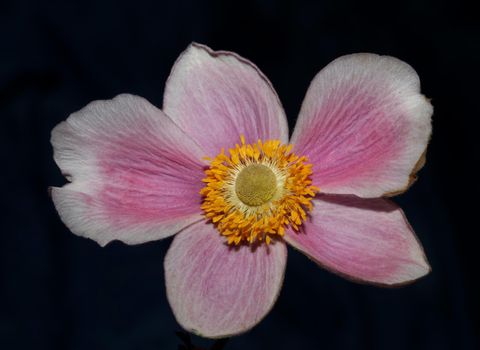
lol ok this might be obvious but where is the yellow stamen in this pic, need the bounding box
[200,136,319,245]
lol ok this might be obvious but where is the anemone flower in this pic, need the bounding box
[51,43,432,338]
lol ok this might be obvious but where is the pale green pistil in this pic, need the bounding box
[235,164,277,207]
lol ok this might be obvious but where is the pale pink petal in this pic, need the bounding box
[51,94,206,246]
[163,43,288,156]
[291,54,432,197]
[284,195,430,286]
[164,221,287,338]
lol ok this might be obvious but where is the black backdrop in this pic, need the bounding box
[1,1,479,349]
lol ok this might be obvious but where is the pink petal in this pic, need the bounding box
[163,43,288,156]
[284,195,430,286]
[291,54,432,197]
[51,94,206,246]
[164,221,287,338]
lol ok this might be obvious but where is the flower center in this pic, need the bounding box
[235,164,277,206]
[200,136,319,245]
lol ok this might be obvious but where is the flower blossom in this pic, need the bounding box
[51,43,432,338]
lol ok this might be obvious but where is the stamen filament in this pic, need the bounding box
[200,136,319,245]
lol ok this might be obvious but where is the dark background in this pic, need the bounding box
[1,0,479,349]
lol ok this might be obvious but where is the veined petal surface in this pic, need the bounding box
[163,43,288,156]
[51,94,205,246]
[164,221,287,338]
[284,195,430,286]
[291,54,432,197]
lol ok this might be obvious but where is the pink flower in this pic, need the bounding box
[51,43,432,338]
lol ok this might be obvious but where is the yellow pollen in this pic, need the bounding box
[235,164,277,206]
[200,136,319,246]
